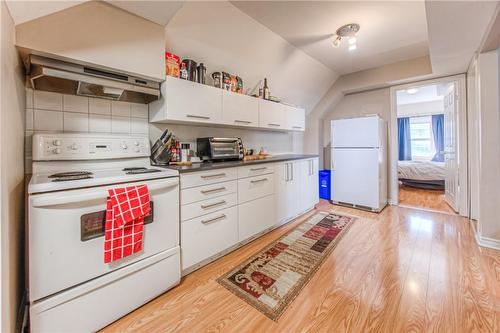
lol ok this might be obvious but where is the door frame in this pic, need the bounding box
[389,74,468,216]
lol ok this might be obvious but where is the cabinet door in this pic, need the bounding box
[259,99,286,129]
[166,76,222,124]
[238,195,276,241]
[299,158,319,212]
[285,106,305,131]
[222,91,258,127]
[275,161,300,225]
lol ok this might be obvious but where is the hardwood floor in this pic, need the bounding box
[101,201,500,333]
[398,184,456,214]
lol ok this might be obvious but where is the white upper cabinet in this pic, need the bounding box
[259,99,286,130]
[150,77,305,131]
[150,76,222,124]
[285,106,306,131]
[222,90,259,127]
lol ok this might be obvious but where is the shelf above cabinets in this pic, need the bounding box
[149,76,305,131]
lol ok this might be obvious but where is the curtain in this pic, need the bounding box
[398,117,412,161]
[432,114,445,162]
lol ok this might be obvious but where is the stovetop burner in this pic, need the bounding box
[48,171,94,178]
[51,174,94,182]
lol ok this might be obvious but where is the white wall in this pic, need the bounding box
[150,123,303,156]
[476,49,500,240]
[160,1,335,155]
[15,1,165,80]
[320,88,394,202]
[467,57,480,220]
[1,2,26,332]
[305,55,433,165]
[24,89,149,173]
[164,1,337,113]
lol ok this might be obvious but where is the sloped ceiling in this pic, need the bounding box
[5,0,185,26]
[231,1,429,74]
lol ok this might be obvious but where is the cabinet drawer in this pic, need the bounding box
[181,193,237,221]
[181,180,237,205]
[180,168,237,189]
[239,195,276,241]
[238,174,274,204]
[181,206,238,270]
[237,164,274,179]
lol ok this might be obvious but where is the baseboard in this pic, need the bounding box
[471,221,500,251]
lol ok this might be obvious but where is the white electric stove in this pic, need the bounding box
[28,133,181,333]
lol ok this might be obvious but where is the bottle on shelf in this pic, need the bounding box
[180,63,188,80]
[263,78,270,100]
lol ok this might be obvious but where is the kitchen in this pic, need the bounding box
[2,1,500,333]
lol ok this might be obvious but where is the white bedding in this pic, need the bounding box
[398,160,445,181]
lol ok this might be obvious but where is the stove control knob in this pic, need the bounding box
[134,147,140,153]
[53,148,62,154]
[121,142,128,150]
[53,140,61,146]
[70,144,78,151]
[134,141,140,146]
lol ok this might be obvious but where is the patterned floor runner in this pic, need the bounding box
[217,211,355,320]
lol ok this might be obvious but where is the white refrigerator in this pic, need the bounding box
[330,115,387,212]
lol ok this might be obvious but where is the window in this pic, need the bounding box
[409,116,435,160]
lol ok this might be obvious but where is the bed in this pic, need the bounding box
[398,160,445,190]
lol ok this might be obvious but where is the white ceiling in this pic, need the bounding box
[396,84,444,105]
[231,1,429,75]
[5,0,185,26]
[104,1,185,26]
[5,0,86,25]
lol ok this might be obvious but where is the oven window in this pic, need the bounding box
[80,202,154,242]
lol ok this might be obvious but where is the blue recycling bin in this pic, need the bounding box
[319,170,331,200]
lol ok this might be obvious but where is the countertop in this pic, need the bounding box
[161,154,319,174]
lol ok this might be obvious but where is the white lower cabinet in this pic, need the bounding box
[238,195,276,241]
[181,206,238,271]
[179,157,318,273]
[276,158,319,226]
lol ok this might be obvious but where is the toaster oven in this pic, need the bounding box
[196,137,244,161]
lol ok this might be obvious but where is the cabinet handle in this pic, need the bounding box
[250,178,268,184]
[234,120,251,124]
[201,173,226,179]
[250,167,267,171]
[200,186,226,194]
[285,163,289,182]
[201,214,226,225]
[268,123,281,127]
[187,114,210,120]
[201,200,226,209]
[291,163,294,181]
[292,126,303,129]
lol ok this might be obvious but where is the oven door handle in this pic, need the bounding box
[31,178,179,207]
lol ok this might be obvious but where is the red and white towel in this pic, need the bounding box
[104,184,150,263]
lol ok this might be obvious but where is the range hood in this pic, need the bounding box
[27,55,161,104]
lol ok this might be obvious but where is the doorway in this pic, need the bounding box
[389,75,467,215]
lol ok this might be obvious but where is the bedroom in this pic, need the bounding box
[395,81,459,214]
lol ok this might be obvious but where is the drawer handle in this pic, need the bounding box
[201,173,226,179]
[268,123,281,127]
[201,200,226,209]
[250,167,267,171]
[200,186,226,194]
[187,114,210,120]
[292,126,303,129]
[201,214,227,225]
[250,178,268,184]
[234,120,251,124]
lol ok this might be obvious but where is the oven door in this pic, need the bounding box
[28,177,179,302]
[210,141,239,160]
